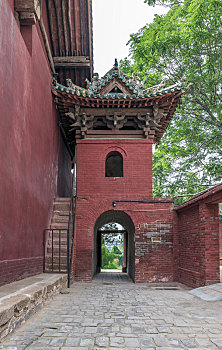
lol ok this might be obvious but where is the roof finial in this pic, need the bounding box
[114,58,118,71]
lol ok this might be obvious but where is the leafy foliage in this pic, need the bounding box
[101,245,123,269]
[112,246,122,255]
[100,223,124,269]
[144,0,184,6]
[101,222,123,244]
[120,0,222,203]
[101,245,117,269]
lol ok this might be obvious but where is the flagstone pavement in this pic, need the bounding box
[1,274,222,350]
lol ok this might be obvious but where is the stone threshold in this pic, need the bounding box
[0,273,67,341]
[189,282,222,301]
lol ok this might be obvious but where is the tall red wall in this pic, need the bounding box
[0,1,71,286]
[73,139,174,283]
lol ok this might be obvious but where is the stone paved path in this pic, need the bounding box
[1,279,222,350]
[93,271,131,283]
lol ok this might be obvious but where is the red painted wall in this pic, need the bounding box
[177,205,204,287]
[73,138,221,286]
[7,0,14,11]
[73,138,174,283]
[77,139,153,199]
[134,201,174,283]
[0,1,71,286]
[219,216,222,261]
[73,198,174,283]
[176,202,220,287]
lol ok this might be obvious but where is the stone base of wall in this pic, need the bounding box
[0,273,67,341]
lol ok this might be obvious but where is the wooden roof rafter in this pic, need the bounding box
[45,0,93,86]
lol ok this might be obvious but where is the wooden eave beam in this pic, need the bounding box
[53,56,90,68]
[15,0,41,25]
[55,63,91,68]
[79,108,152,116]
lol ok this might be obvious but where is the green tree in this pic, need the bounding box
[101,222,123,245]
[112,246,122,255]
[111,246,123,268]
[144,0,183,6]
[120,0,222,203]
[101,245,117,269]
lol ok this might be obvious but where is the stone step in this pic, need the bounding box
[46,238,70,245]
[50,223,69,229]
[46,246,67,257]
[53,203,70,211]
[43,197,73,274]
[46,241,71,248]
[54,197,71,202]
[46,235,68,242]
[46,230,68,236]
[45,256,68,264]
[47,247,68,254]
[45,264,68,270]
[0,274,67,342]
[47,239,68,246]
[53,199,71,205]
[53,210,70,216]
[45,265,67,272]
[46,238,69,246]
[53,212,70,218]
[44,267,67,273]
[44,261,67,269]
[52,216,70,224]
[46,242,72,250]
[46,259,68,266]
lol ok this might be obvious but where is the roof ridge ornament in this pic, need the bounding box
[52,71,187,146]
[54,61,187,101]
[113,58,118,71]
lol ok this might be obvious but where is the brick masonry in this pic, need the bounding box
[73,138,174,283]
[219,215,222,260]
[72,138,222,287]
[176,194,221,287]
[0,258,43,288]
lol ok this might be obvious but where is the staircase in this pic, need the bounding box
[44,198,72,273]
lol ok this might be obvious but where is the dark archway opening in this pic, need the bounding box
[93,210,135,281]
[105,152,123,177]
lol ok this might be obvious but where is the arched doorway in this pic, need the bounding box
[93,210,135,281]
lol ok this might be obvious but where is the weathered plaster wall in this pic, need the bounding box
[0,1,71,286]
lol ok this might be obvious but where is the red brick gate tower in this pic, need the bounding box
[53,60,186,283]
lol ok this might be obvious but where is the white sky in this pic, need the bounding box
[92,0,168,77]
